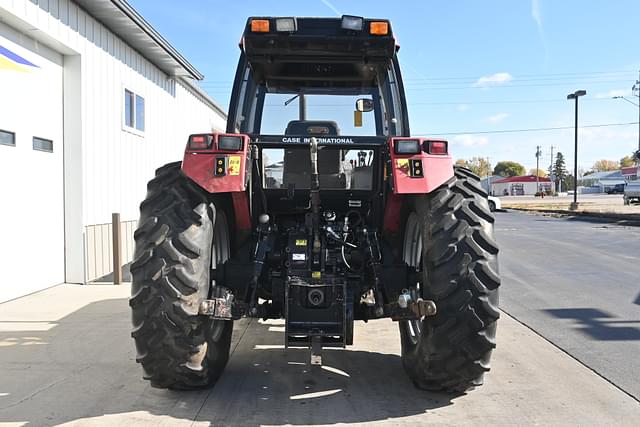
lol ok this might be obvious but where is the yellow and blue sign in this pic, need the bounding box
[0,44,39,72]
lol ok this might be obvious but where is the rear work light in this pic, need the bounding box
[250,19,270,33]
[425,140,448,155]
[394,139,421,155]
[188,134,212,150]
[370,21,389,35]
[218,135,244,151]
[341,15,364,31]
[275,17,297,32]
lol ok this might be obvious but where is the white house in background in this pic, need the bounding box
[579,170,626,193]
[0,0,227,302]
[491,175,552,196]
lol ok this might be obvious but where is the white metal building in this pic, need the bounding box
[0,0,227,302]
[491,175,552,196]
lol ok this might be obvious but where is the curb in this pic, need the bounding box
[504,207,640,226]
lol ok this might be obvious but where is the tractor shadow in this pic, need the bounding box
[196,320,460,425]
[0,296,460,426]
[543,307,640,341]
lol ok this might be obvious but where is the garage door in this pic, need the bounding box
[0,30,64,302]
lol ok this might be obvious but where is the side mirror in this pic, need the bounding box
[355,98,374,112]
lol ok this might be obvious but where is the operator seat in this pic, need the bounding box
[283,120,345,189]
[285,120,340,136]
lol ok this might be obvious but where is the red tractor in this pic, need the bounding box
[130,16,500,392]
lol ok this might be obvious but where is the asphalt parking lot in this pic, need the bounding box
[496,210,640,400]
[1,280,639,426]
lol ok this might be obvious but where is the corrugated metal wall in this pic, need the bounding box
[2,0,228,283]
[84,220,136,282]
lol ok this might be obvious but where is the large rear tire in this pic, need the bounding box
[130,162,233,389]
[399,166,500,392]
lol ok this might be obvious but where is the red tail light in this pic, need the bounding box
[188,134,212,150]
[425,140,448,155]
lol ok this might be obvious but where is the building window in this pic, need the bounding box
[33,137,53,152]
[0,129,15,147]
[124,88,145,133]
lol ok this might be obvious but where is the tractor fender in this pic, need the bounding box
[181,133,251,193]
[181,133,253,231]
[388,137,454,194]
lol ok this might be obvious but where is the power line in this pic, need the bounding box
[197,80,632,93]
[198,78,630,88]
[401,80,630,90]
[254,98,613,108]
[403,70,636,81]
[407,98,610,106]
[416,121,639,137]
[198,69,639,85]
[403,74,634,84]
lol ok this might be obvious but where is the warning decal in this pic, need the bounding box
[396,158,409,173]
[227,156,241,176]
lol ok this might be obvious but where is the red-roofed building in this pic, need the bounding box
[491,175,552,196]
[621,166,639,181]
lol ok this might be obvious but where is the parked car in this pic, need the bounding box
[606,183,625,194]
[488,195,502,212]
[623,182,640,205]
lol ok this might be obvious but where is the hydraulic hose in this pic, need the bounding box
[309,137,321,254]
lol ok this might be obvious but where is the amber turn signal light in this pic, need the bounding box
[370,21,389,35]
[251,19,270,33]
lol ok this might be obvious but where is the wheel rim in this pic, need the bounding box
[402,212,423,346]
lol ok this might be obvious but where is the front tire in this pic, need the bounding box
[130,162,233,389]
[399,167,500,392]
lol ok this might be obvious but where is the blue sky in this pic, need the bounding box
[129,0,639,173]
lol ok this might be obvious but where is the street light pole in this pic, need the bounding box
[567,89,586,210]
[535,146,541,195]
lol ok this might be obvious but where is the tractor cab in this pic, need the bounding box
[131,15,499,393]
[228,16,409,138]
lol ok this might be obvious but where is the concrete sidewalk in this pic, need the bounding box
[1,284,639,426]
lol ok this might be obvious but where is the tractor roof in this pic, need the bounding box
[241,16,397,93]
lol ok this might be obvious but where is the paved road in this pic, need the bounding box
[495,210,640,399]
[1,285,639,426]
[1,212,640,425]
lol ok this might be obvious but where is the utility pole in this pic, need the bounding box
[634,70,640,152]
[613,70,640,158]
[549,145,555,192]
[535,146,541,195]
[486,156,491,195]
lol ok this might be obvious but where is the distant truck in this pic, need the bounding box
[623,182,640,205]
[606,183,625,194]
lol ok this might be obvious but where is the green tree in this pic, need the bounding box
[528,168,548,177]
[456,157,491,177]
[454,159,468,168]
[551,152,568,192]
[592,159,618,172]
[493,161,525,177]
[564,174,575,191]
[620,154,637,168]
